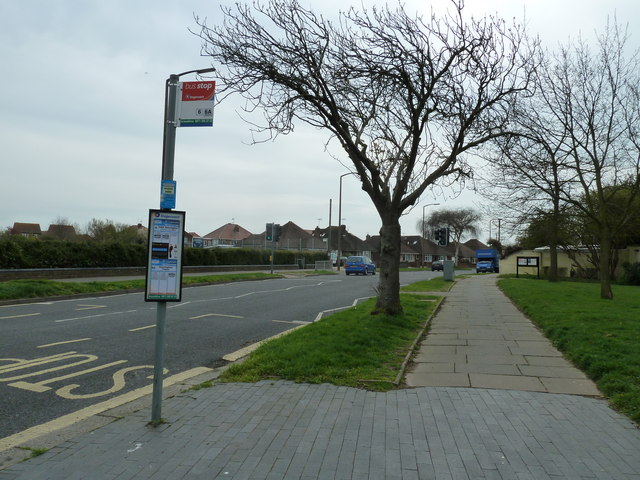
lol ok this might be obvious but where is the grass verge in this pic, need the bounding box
[219,292,441,391]
[401,276,453,293]
[0,273,282,301]
[498,277,640,424]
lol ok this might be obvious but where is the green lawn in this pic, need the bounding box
[219,293,441,390]
[499,278,640,423]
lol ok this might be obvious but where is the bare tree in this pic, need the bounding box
[533,21,640,298]
[477,99,575,282]
[195,0,536,314]
[420,207,481,263]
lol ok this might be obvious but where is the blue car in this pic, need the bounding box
[345,256,376,275]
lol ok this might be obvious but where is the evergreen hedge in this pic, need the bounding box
[0,237,327,269]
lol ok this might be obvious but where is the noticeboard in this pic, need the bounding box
[177,81,215,127]
[516,256,540,278]
[145,210,185,301]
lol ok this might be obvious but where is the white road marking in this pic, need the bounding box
[0,313,41,320]
[55,310,137,323]
[38,338,92,349]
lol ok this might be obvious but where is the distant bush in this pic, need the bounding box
[621,262,640,286]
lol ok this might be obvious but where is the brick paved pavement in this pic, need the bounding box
[1,382,639,479]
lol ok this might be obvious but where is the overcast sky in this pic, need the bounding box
[1,1,638,242]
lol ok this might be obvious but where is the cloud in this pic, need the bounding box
[1,0,638,242]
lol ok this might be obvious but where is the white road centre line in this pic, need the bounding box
[75,304,106,311]
[129,325,155,332]
[0,313,41,320]
[190,313,244,319]
[55,310,137,323]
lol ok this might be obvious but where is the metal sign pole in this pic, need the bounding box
[149,67,215,423]
[270,223,275,275]
[151,74,179,423]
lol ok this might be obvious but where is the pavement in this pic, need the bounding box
[1,274,639,479]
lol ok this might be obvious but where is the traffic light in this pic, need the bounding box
[434,228,441,242]
[273,224,282,242]
[265,223,274,241]
[438,227,449,246]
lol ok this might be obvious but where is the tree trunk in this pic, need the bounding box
[548,202,560,282]
[374,221,403,315]
[599,230,614,300]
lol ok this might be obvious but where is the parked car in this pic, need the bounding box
[345,256,376,275]
[431,260,443,271]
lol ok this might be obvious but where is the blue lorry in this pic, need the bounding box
[476,248,500,273]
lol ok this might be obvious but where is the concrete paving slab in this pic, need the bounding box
[454,363,520,375]
[518,365,589,379]
[456,345,512,356]
[540,377,602,396]
[404,372,470,387]
[509,345,563,356]
[465,354,527,365]
[408,362,455,373]
[469,373,547,392]
[407,275,600,397]
[523,355,576,367]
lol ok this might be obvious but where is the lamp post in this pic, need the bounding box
[337,172,355,271]
[489,218,502,244]
[421,203,440,267]
[152,66,215,423]
[421,203,440,239]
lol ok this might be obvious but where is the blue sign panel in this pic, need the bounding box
[160,180,176,210]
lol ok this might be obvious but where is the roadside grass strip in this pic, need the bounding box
[498,277,640,424]
[0,273,283,301]
[219,293,442,391]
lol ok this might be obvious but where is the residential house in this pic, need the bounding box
[44,224,77,240]
[11,222,42,238]
[463,238,489,252]
[242,221,319,251]
[202,223,252,247]
[452,242,478,266]
[313,225,365,260]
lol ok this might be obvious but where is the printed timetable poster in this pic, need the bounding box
[145,210,185,301]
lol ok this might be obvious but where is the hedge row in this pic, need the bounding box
[0,237,327,269]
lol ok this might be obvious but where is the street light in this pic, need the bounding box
[421,203,440,267]
[337,172,356,271]
[422,203,440,239]
[489,218,502,244]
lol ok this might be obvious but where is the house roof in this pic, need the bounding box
[277,221,313,241]
[45,224,77,237]
[12,222,42,235]
[312,225,364,252]
[463,238,489,251]
[203,223,252,241]
[452,241,476,258]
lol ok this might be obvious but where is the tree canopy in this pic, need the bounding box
[195,0,537,313]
